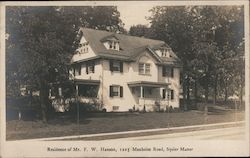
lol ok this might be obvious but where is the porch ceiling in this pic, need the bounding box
[74,79,100,85]
[127,81,170,88]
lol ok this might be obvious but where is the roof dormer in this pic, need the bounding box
[76,35,90,54]
[101,35,121,51]
[155,47,172,58]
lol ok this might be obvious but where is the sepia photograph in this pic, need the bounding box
[0,0,249,157]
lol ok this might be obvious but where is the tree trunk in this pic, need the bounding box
[204,81,209,116]
[182,77,187,111]
[186,76,190,108]
[213,74,217,105]
[194,78,198,109]
[40,79,49,123]
[239,69,243,109]
[224,81,228,103]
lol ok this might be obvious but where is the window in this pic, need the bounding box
[110,85,123,97]
[109,42,113,49]
[74,65,81,76]
[112,106,119,111]
[162,89,166,99]
[139,63,144,74]
[110,60,123,73]
[109,41,119,50]
[160,48,171,57]
[86,61,95,74]
[162,66,174,78]
[139,63,151,75]
[161,49,170,57]
[79,42,89,54]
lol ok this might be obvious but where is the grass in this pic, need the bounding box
[6,110,244,140]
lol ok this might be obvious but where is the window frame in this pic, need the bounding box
[110,85,123,98]
[108,41,119,51]
[112,61,121,72]
[112,106,119,111]
[79,42,89,54]
[86,61,95,74]
[139,63,151,75]
[74,64,81,76]
[110,60,123,73]
[170,89,174,100]
[162,66,174,78]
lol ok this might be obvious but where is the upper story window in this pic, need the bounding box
[86,61,95,74]
[102,35,121,51]
[155,47,172,58]
[161,49,170,57]
[162,66,174,78]
[74,64,81,76]
[108,41,119,51]
[110,60,123,73]
[139,63,151,75]
[79,42,89,54]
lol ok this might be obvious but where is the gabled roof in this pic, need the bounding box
[77,28,181,66]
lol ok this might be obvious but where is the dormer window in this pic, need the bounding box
[108,41,119,51]
[101,35,120,51]
[161,49,170,57]
[79,42,89,54]
[155,47,172,58]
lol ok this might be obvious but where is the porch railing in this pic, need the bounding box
[138,98,169,106]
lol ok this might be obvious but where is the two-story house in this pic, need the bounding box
[70,28,182,112]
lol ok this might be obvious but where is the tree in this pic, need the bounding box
[147,6,244,111]
[129,24,151,37]
[6,6,125,122]
[148,6,195,110]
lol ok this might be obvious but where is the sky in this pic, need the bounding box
[117,5,154,31]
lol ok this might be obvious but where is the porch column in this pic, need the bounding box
[76,84,79,96]
[75,84,80,134]
[140,86,144,98]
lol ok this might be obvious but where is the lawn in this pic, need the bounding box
[6,110,244,140]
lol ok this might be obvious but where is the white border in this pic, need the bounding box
[1,1,249,157]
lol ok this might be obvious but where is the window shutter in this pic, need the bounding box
[120,86,123,97]
[142,88,145,98]
[79,65,81,75]
[86,63,89,74]
[162,89,166,99]
[120,62,123,73]
[73,68,76,76]
[162,66,166,77]
[171,90,174,100]
[110,86,113,97]
[171,68,174,78]
[110,60,113,72]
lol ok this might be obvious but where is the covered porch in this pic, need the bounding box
[128,81,171,111]
[74,79,101,104]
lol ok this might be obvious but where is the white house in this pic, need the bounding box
[70,28,182,112]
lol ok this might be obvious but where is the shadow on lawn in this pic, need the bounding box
[47,111,144,126]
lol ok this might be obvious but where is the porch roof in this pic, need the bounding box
[127,81,170,88]
[74,79,100,85]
